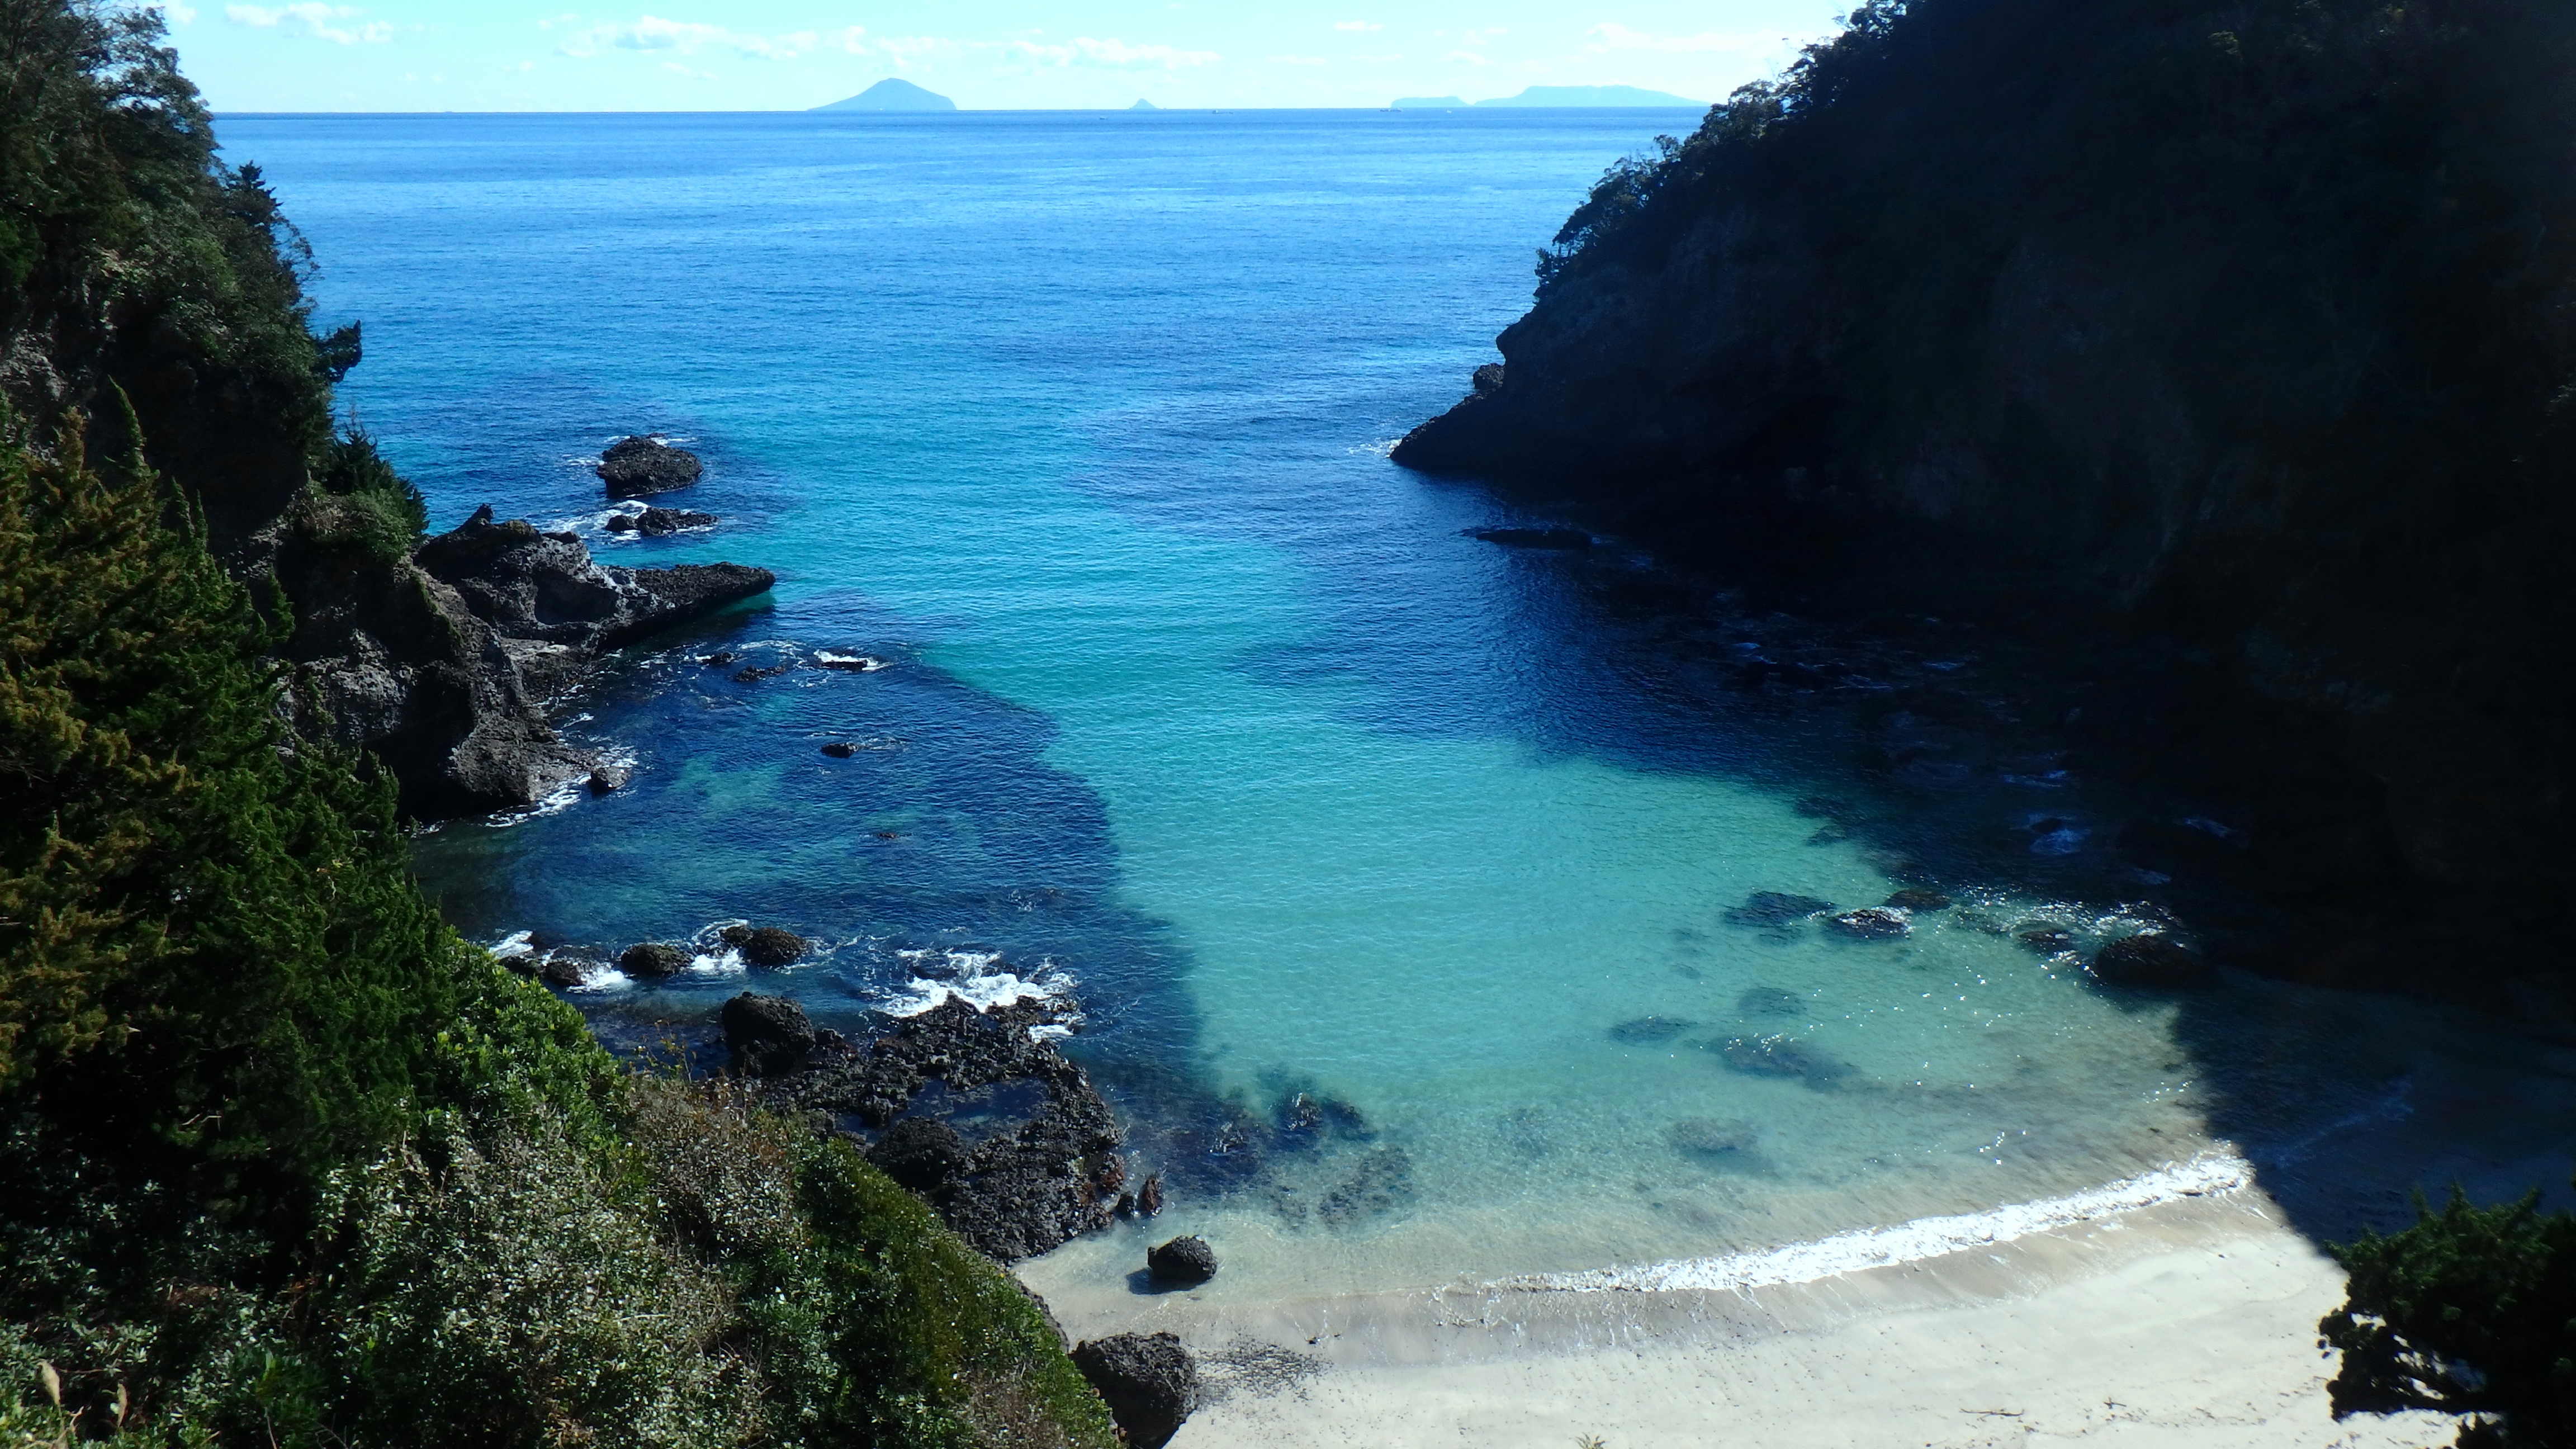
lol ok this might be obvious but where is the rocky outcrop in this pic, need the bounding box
[1392,0,2576,1002]
[604,506,716,536]
[758,996,1125,1261]
[1069,1333,1199,1449]
[283,505,772,818]
[723,992,817,1076]
[596,435,702,497]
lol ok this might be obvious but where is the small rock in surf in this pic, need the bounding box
[617,941,689,978]
[596,435,703,498]
[821,741,858,757]
[1827,907,1911,939]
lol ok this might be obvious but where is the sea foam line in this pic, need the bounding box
[1501,1150,2253,1295]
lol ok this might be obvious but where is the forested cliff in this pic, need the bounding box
[1399,0,2576,1001]
[0,4,1115,1443]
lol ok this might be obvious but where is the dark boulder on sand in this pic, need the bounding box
[1885,887,1953,911]
[617,941,690,978]
[721,992,816,1076]
[1736,985,1807,1016]
[1147,1234,1219,1286]
[1071,1332,1200,1449]
[596,435,703,497]
[2090,933,2217,989]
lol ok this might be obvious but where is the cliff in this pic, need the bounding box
[1397,0,2576,1000]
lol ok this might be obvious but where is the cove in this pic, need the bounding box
[228,109,2377,1300]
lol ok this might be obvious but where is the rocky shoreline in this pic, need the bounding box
[281,497,771,818]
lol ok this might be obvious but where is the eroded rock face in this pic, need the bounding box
[280,505,773,819]
[1070,1333,1199,1449]
[596,435,703,498]
[757,996,1124,1261]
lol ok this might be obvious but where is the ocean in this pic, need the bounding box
[222,108,2413,1304]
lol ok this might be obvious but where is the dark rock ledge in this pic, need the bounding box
[744,994,1129,1263]
[283,503,773,818]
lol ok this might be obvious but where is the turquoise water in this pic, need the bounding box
[230,110,2222,1296]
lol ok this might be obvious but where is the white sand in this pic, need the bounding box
[1025,1187,2463,1448]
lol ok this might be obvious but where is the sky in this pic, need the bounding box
[154,1,1852,112]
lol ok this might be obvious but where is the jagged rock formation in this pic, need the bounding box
[286,505,773,817]
[761,996,1125,1262]
[1395,0,2576,1000]
[596,435,702,497]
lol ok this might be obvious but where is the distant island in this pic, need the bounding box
[1129,98,1158,111]
[1473,84,1703,107]
[813,77,956,112]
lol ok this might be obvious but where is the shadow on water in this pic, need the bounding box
[1308,476,2576,1249]
[406,593,1222,1133]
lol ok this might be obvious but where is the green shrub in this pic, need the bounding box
[2321,1182,2576,1447]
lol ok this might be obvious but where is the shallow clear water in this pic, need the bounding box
[232,109,2236,1297]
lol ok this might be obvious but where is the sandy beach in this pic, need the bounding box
[1023,1183,2463,1448]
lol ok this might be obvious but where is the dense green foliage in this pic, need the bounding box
[2323,1186,2576,1448]
[1533,0,2576,525]
[0,4,1116,1445]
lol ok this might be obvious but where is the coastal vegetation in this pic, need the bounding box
[0,3,1115,1443]
[2323,1187,2576,1447]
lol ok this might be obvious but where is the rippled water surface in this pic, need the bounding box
[229,110,2321,1296]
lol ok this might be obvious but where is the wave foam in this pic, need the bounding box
[878,950,1077,1030]
[1503,1150,2252,1295]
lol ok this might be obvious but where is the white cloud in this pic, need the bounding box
[1331,20,1380,31]
[1443,50,1488,64]
[557,15,817,60]
[154,1,199,22]
[1581,22,1782,56]
[225,3,391,43]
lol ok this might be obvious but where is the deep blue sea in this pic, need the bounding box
[222,109,2386,1301]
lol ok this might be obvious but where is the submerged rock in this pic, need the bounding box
[1736,985,1807,1016]
[1147,1234,1219,1287]
[2090,932,2216,989]
[1318,1147,1418,1228]
[1071,1332,1199,1449]
[1608,1015,1698,1044]
[2016,925,2076,953]
[1666,1116,1761,1159]
[1708,1033,1853,1089]
[721,992,816,1076]
[1467,525,1593,550]
[617,941,690,978]
[1884,887,1953,911]
[596,435,703,498]
[1827,907,1911,939]
[1723,891,1837,929]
